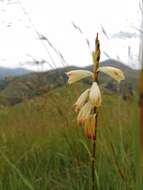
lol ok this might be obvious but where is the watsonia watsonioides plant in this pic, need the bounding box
[65,33,125,189]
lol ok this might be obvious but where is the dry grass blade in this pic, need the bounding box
[71,21,91,53]
[17,0,57,69]
[39,34,67,67]
[39,34,59,55]
[100,25,110,39]
[71,22,83,34]
[103,51,111,59]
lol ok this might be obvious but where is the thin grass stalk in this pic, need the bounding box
[110,142,134,190]
[139,2,143,187]
[91,33,100,190]
[139,69,143,152]
[139,0,143,156]
[139,53,143,189]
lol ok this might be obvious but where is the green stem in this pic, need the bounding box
[91,33,100,190]
[92,140,96,190]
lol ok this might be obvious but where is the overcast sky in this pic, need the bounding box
[0,0,141,70]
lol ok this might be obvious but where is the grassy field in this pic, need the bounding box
[0,83,139,190]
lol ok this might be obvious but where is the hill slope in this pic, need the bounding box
[0,59,139,105]
[0,67,30,79]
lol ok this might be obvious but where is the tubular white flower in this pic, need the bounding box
[74,89,90,112]
[65,70,93,84]
[77,101,93,125]
[89,82,102,107]
[84,114,96,139]
[98,66,125,82]
[84,114,96,129]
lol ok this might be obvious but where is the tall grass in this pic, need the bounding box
[0,84,138,189]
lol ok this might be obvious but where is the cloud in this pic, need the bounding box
[111,31,139,39]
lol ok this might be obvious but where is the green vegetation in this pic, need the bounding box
[0,83,139,190]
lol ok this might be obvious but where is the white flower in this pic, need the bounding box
[98,66,125,82]
[89,82,102,107]
[77,101,93,125]
[65,70,93,84]
[74,89,90,112]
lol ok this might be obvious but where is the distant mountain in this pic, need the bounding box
[0,59,139,106]
[0,67,31,79]
[111,31,139,39]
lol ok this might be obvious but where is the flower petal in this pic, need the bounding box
[74,89,90,112]
[65,70,93,84]
[98,66,125,82]
[89,82,102,107]
[77,101,93,125]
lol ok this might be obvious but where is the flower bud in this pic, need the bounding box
[77,101,93,125]
[74,89,89,112]
[84,114,96,140]
[89,82,102,107]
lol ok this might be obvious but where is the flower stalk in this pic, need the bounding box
[91,33,100,190]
